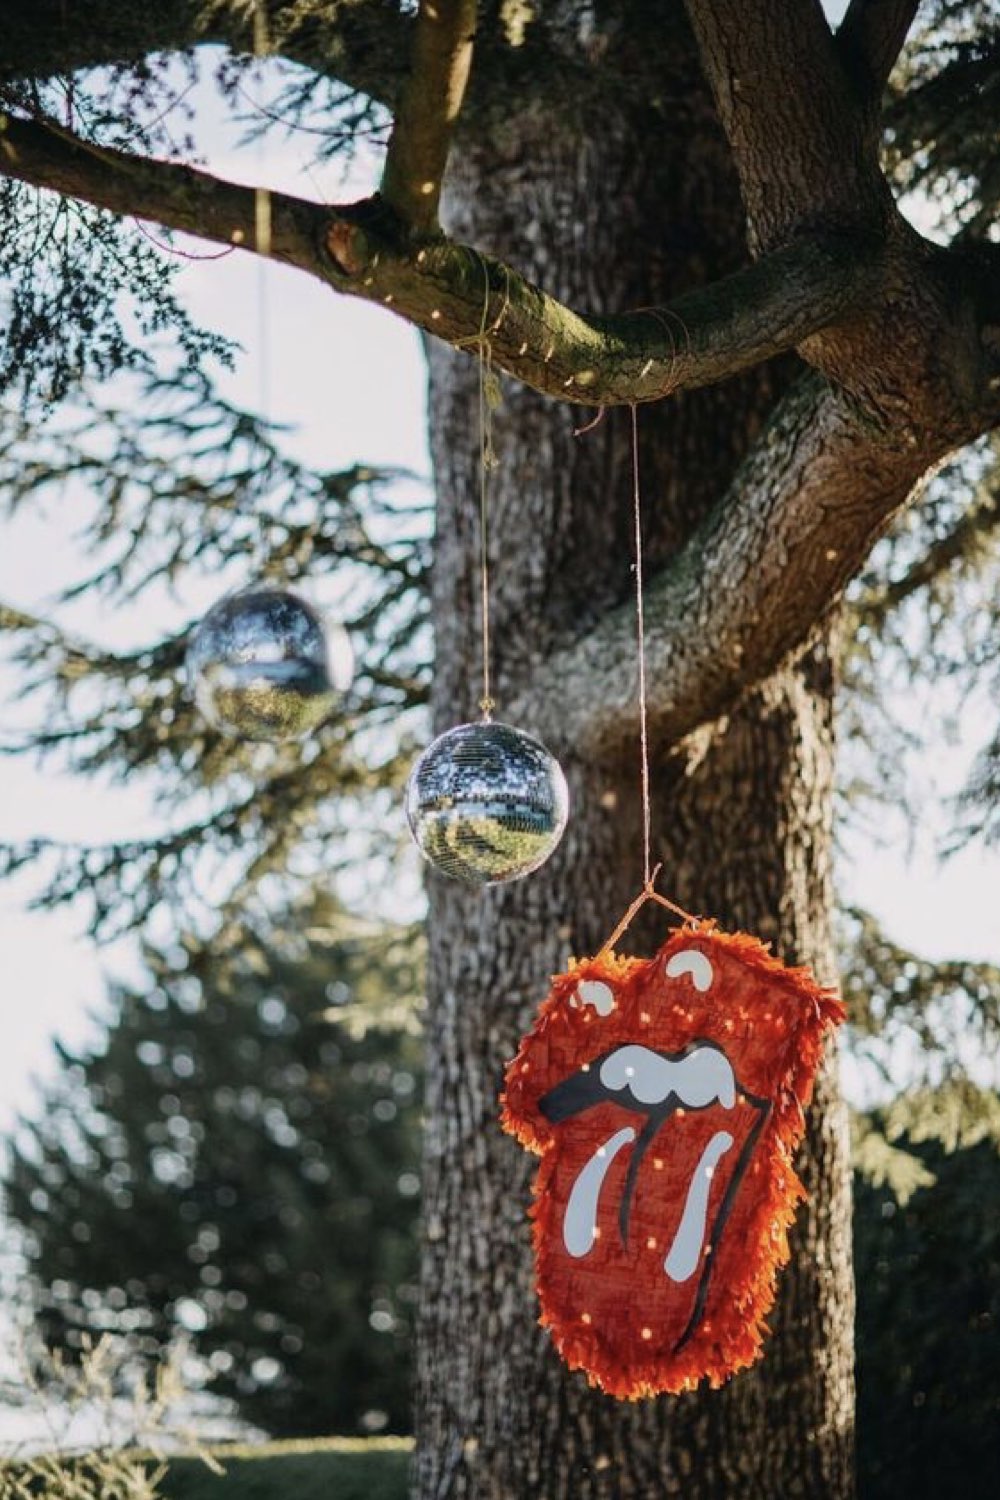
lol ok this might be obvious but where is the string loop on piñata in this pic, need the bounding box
[598,863,699,957]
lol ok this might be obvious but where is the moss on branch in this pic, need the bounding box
[0,112,882,407]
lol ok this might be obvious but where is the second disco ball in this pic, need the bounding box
[187,585,353,742]
[405,720,569,885]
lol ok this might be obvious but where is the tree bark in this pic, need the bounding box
[414,43,854,1500]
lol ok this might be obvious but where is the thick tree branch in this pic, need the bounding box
[380,0,477,232]
[511,375,962,757]
[323,208,881,404]
[0,113,320,259]
[836,0,921,100]
[683,0,888,250]
[0,113,883,407]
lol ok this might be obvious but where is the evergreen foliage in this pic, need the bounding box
[887,2,1000,240]
[0,368,430,933]
[0,58,232,407]
[855,1095,1000,1500]
[2,898,423,1437]
[840,906,1000,1094]
[0,0,998,1478]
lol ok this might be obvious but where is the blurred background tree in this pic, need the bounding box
[3,895,423,1438]
[853,1093,1000,1499]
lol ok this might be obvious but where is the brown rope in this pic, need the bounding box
[631,403,651,887]
[594,407,700,956]
[598,865,698,957]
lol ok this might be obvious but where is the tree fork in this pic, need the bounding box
[1,106,997,769]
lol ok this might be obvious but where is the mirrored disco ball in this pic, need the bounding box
[405,720,570,885]
[187,585,353,742]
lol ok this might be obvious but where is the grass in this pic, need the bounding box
[160,1437,412,1500]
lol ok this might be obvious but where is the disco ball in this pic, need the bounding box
[405,720,570,885]
[187,584,353,742]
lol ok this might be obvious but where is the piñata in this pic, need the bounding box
[500,924,843,1397]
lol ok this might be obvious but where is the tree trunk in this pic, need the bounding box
[414,42,855,1498]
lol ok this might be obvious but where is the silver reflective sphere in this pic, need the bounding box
[405,721,569,885]
[187,585,353,742]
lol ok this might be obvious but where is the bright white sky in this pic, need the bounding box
[0,48,997,1152]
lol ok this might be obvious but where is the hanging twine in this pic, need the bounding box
[597,405,697,956]
[451,253,514,721]
[632,402,651,888]
[459,256,498,720]
[478,336,496,720]
[253,2,273,260]
[252,0,273,574]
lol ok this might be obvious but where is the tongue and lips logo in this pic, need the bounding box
[500,928,844,1398]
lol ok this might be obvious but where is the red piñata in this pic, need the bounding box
[500,925,844,1397]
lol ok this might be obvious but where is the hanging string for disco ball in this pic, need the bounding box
[184,223,354,742]
[406,326,569,885]
[187,23,353,745]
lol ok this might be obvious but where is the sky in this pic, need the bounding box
[0,46,998,1149]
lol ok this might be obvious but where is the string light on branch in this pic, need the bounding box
[187,584,353,742]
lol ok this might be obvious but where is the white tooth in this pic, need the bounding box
[598,1045,735,1110]
[665,948,714,992]
[663,1130,733,1282]
[600,1046,670,1103]
[674,1047,736,1110]
[576,980,615,1016]
[563,1126,635,1258]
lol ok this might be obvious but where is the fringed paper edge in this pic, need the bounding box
[500,925,844,1398]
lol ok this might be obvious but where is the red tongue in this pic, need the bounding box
[534,1094,762,1378]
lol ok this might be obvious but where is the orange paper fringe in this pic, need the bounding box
[500,925,844,1399]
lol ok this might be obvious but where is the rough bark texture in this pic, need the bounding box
[414,48,854,1499]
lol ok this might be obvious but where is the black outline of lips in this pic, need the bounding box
[538,1038,771,1353]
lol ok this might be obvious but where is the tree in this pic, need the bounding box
[1,2,1000,1497]
[3,898,424,1439]
[854,1091,1000,1500]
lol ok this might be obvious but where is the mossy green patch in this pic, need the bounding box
[160,1438,411,1500]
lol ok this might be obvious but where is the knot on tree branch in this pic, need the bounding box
[324,195,444,282]
[326,219,370,279]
